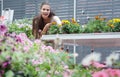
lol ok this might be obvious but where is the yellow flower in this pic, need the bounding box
[94,14,106,21]
[107,22,114,28]
[110,24,114,28]
[58,24,62,27]
[51,22,57,25]
[95,15,100,20]
[71,18,77,23]
[108,20,113,23]
[71,18,80,26]
[62,20,70,24]
[108,18,120,23]
[113,18,120,23]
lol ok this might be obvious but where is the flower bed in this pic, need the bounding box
[48,15,120,34]
[0,24,120,77]
[3,15,119,39]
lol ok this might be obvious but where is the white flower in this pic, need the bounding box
[81,52,101,66]
[105,53,120,66]
[72,53,78,57]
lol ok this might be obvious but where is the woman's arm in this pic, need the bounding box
[41,16,61,35]
[41,23,52,34]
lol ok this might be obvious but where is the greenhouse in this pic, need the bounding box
[0,0,120,77]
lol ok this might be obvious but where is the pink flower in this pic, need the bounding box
[23,46,30,52]
[0,16,4,22]
[92,61,106,68]
[0,24,7,35]
[15,33,28,43]
[32,60,40,65]
[10,32,16,37]
[19,33,27,38]
[106,69,120,77]
[0,70,4,75]
[92,71,109,77]
[35,67,39,71]
[63,69,72,77]
[63,71,69,77]
[6,56,11,60]
[2,61,10,68]
[46,46,56,52]
[47,74,50,77]
[34,39,41,44]
[32,58,43,65]
[15,35,22,43]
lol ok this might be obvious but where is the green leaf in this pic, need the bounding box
[5,70,14,77]
[38,71,47,77]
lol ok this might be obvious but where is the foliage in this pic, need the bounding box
[48,18,82,34]
[83,15,111,33]
[8,18,34,39]
[4,16,120,39]
[0,25,74,77]
[72,65,92,77]
[0,24,120,77]
[48,16,120,34]
[47,25,60,34]
[61,21,81,34]
[1,16,120,77]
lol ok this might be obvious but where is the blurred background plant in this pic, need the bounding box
[61,18,82,34]
[48,15,120,35]
[47,24,60,34]
[83,14,111,33]
[47,18,82,34]
[107,18,120,32]
[8,18,34,39]
[4,16,120,38]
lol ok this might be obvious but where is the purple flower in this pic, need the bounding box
[15,35,22,42]
[0,24,7,35]
[2,61,10,68]
[6,56,12,61]
[4,32,10,37]
[0,70,4,75]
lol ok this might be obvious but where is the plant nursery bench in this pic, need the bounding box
[41,32,120,64]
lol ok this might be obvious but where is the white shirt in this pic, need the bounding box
[52,16,62,25]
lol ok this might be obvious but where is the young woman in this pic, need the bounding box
[32,2,61,39]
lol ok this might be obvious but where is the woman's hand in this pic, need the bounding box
[42,23,52,34]
[45,23,52,28]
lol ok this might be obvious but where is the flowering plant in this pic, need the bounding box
[47,24,60,34]
[0,24,74,77]
[0,24,120,77]
[72,52,120,77]
[8,18,33,39]
[83,15,110,33]
[61,18,81,34]
[47,18,82,34]
[107,18,120,32]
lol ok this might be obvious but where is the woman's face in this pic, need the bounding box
[41,4,50,19]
